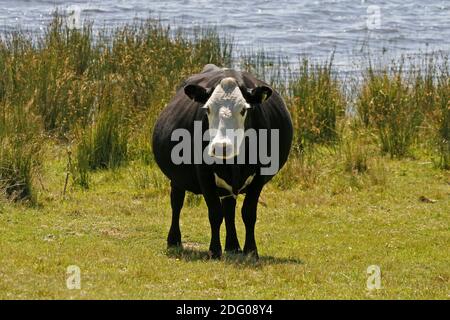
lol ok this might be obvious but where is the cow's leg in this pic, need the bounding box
[167,182,185,248]
[222,196,241,253]
[241,180,264,259]
[198,173,223,259]
[205,195,223,259]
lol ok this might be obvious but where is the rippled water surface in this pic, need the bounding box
[1,0,449,70]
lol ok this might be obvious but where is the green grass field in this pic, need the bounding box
[0,144,448,299]
[0,16,449,300]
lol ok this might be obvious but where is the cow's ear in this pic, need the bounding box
[243,85,272,104]
[184,84,212,103]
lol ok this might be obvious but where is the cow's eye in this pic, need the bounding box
[240,108,247,116]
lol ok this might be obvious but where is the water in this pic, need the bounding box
[0,0,449,72]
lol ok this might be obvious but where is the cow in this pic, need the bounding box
[152,64,293,259]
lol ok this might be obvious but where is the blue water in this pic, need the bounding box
[0,0,449,71]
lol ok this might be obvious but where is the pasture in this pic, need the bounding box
[0,16,449,299]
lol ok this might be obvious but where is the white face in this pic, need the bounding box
[203,77,251,159]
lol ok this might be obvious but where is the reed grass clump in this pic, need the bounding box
[357,62,423,158]
[342,139,369,175]
[433,62,450,169]
[239,50,291,95]
[1,14,234,191]
[0,103,41,202]
[0,14,232,137]
[73,113,128,189]
[73,106,128,187]
[288,58,346,152]
[357,56,449,162]
[0,137,38,202]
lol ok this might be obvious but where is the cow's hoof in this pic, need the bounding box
[225,247,242,255]
[243,249,259,260]
[208,250,222,260]
[167,233,182,249]
[167,237,182,249]
[167,242,182,249]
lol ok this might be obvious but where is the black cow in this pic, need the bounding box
[152,64,293,259]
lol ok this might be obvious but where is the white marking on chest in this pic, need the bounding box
[240,174,255,192]
[214,173,255,199]
[214,173,233,194]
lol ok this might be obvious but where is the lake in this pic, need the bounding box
[1,0,449,72]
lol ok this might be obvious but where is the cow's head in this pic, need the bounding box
[184,77,272,159]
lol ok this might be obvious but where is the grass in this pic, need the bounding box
[0,16,449,299]
[0,137,38,202]
[357,56,450,160]
[289,58,346,151]
[0,97,42,203]
[241,54,347,151]
[73,106,128,189]
[434,60,450,169]
[0,145,448,299]
[0,15,232,199]
[357,62,423,157]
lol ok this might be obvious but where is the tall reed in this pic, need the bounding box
[357,61,423,157]
[0,102,41,202]
[434,59,450,169]
[357,56,449,161]
[288,58,346,152]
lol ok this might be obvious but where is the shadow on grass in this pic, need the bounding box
[166,244,304,268]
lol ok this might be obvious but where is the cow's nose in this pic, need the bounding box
[212,142,233,158]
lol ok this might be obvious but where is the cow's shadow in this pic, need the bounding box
[166,245,304,267]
